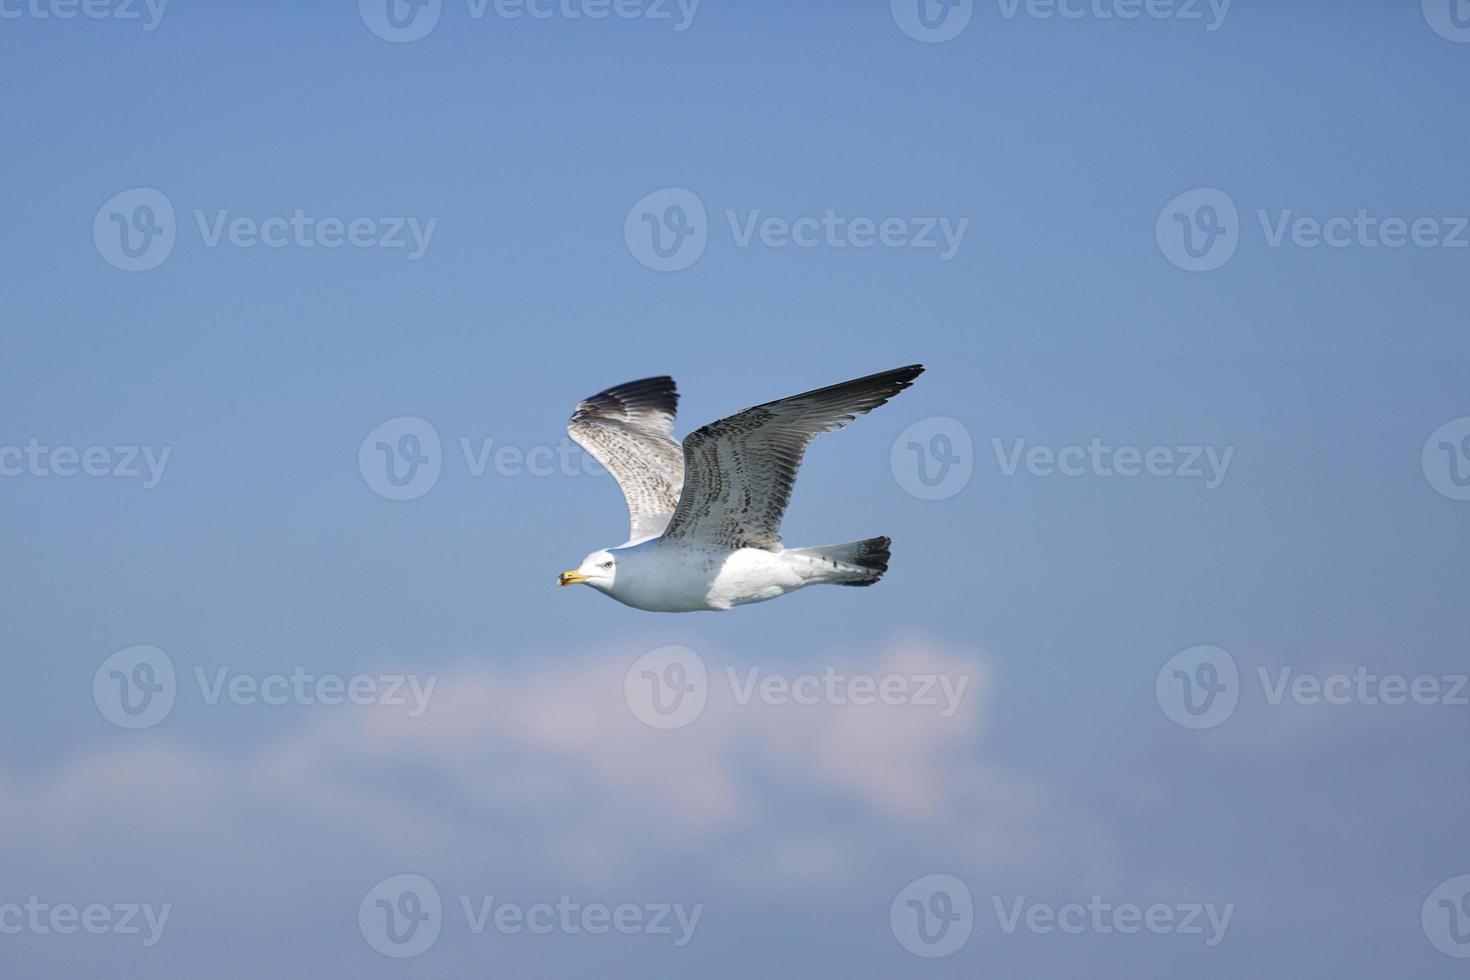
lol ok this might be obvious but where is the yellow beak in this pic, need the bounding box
[558,570,588,587]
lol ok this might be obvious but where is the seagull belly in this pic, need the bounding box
[705,549,807,610]
[608,543,806,612]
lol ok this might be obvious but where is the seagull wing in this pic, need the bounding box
[568,376,684,543]
[661,364,924,551]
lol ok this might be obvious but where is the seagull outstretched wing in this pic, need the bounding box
[660,365,925,551]
[567,376,684,543]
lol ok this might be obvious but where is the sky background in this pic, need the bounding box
[3,0,1469,976]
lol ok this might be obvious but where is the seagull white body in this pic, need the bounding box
[587,541,836,613]
[559,365,924,613]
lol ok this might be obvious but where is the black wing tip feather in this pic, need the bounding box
[797,363,925,417]
[844,363,925,393]
[805,362,923,395]
[608,375,679,416]
[872,363,923,399]
[571,375,679,425]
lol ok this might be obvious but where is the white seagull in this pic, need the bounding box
[558,364,925,612]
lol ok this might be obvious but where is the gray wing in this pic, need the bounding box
[661,364,925,551]
[567,376,684,543]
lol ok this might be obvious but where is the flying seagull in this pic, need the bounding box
[558,364,925,612]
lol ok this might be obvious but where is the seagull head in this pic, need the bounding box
[559,549,616,590]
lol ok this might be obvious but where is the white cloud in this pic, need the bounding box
[0,636,1096,908]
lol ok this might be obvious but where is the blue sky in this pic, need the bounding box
[2,0,1469,976]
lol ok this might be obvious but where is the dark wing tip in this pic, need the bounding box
[619,375,679,411]
[879,363,925,385]
[802,363,926,415]
[829,363,924,391]
[571,376,679,427]
[876,363,924,394]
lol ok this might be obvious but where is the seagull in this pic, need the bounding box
[558,364,925,612]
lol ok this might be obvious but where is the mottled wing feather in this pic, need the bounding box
[567,376,684,542]
[662,365,925,551]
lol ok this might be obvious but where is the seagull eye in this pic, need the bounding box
[601,560,614,569]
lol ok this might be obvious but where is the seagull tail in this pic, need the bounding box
[789,536,892,588]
